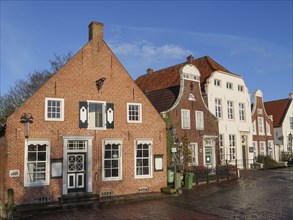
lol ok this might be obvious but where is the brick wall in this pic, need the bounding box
[2,26,166,205]
[168,79,219,166]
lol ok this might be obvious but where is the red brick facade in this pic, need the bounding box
[136,61,219,168]
[0,22,166,208]
[167,78,219,167]
[251,90,274,159]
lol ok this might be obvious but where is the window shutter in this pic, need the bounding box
[79,102,88,128]
[106,103,114,129]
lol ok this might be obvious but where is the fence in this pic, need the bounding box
[190,162,238,185]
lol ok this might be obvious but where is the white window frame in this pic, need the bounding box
[252,120,256,135]
[260,141,266,156]
[181,109,190,129]
[227,101,234,120]
[266,121,271,136]
[102,139,123,181]
[238,85,244,92]
[135,139,152,179]
[239,103,245,121]
[226,82,233,90]
[215,98,222,118]
[214,79,221,87]
[219,134,224,161]
[45,98,64,121]
[24,139,50,187]
[189,143,198,166]
[87,101,106,129]
[252,141,258,160]
[195,111,204,130]
[127,103,142,123]
[258,117,265,135]
[229,134,236,160]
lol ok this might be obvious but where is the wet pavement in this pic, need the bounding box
[22,167,292,220]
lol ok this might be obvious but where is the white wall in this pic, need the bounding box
[205,71,253,169]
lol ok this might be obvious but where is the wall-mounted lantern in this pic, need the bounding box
[20,113,33,138]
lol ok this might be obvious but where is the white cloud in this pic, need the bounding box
[109,40,192,64]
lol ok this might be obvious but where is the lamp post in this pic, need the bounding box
[20,113,33,138]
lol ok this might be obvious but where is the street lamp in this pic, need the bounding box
[20,113,33,138]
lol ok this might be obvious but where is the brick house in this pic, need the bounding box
[136,56,219,169]
[0,22,166,210]
[264,93,293,161]
[136,55,253,169]
[251,90,275,161]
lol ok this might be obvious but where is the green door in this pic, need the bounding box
[205,148,212,165]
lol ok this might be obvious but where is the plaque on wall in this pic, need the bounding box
[51,159,63,178]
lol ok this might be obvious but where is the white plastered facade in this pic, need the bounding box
[204,71,253,169]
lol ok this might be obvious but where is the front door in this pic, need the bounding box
[205,147,212,167]
[67,153,86,192]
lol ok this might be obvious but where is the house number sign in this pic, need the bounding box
[9,170,20,177]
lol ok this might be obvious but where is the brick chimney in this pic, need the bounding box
[186,55,194,64]
[146,68,153,76]
[88,21,104,41]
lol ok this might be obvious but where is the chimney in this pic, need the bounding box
[186,55,194,64]
[288,93,293,100]
[88,21,104,41]
[146,68,153,76]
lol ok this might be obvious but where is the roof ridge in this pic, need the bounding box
[264,98,289,103]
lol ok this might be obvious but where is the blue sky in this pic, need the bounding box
[1,0,292,102]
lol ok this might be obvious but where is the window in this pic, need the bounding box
[238,85,244,92]
[24,139,50,186]
[89,102,104,128]
[227,101,234,120]
[127,103,142,123]
[226,82,233,90]
[252,121,256,135]
[252,141,258,160]
[195,111,204,130]
[189,143,198,166]
[135,140,152,178]
[260,141,266,156]
[229,135,236,160]
[290,117,293,129]
[266,122,271,136]
[219,134,224,161]
[258,117,264,135]
[257,108,263,115]
[214,79,221,87]
[215,98,222,118]
[79,101,114,129]
[103,139,122,181]
[45,98,64,121]
[239,103,245,121]
[181,109,190,129]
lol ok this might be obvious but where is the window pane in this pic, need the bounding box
[28,152,36,161]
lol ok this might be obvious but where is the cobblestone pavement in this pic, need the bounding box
[22,167,292,220]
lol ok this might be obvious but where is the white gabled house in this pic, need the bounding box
[204,68,253,169]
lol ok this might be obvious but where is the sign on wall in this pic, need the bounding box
[51,159,63,178]
[9,170,20,177]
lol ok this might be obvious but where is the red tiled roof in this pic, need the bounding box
[135,56,237,93]
[145,86,180,112]
[264,99,291,127]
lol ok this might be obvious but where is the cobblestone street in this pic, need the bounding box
[22,167,292,220]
